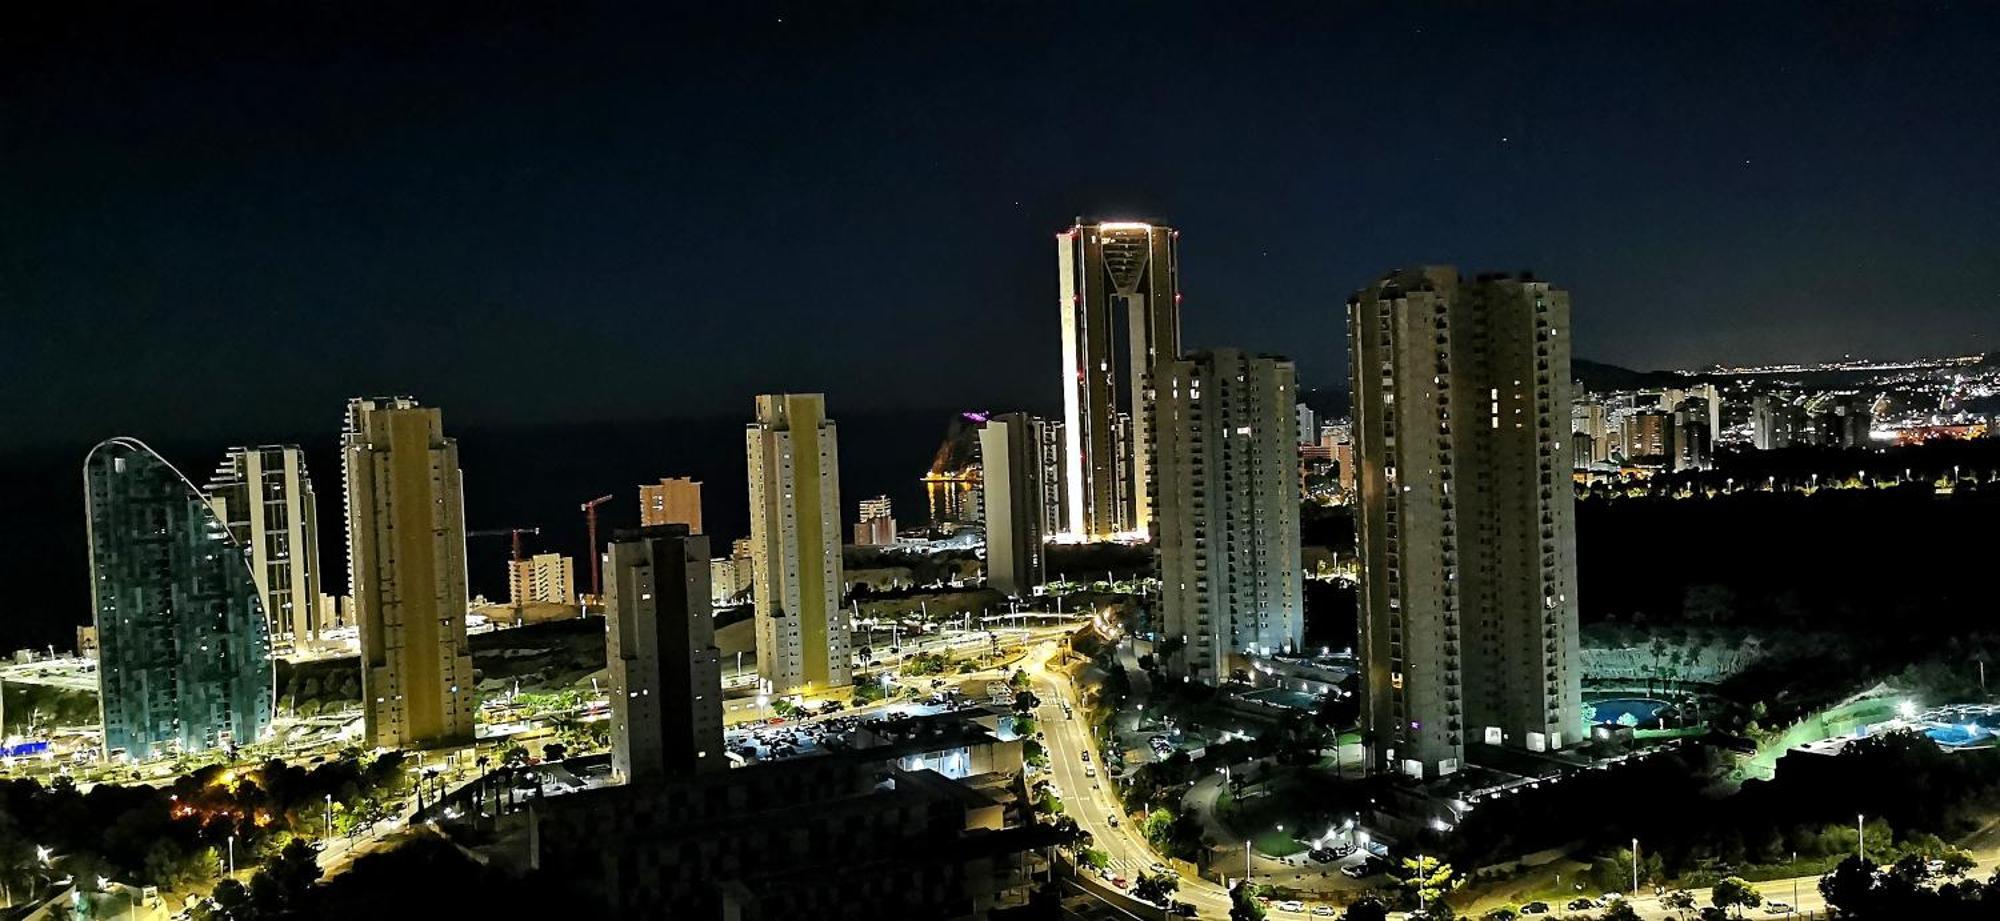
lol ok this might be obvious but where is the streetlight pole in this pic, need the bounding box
[324,794,333,841]
[1632,838,1640,900]
[1858,814,1866,862]
[1418,853,1427,914]
[1245,840,1252,886]
[227,835,235,877]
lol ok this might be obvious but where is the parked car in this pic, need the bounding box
[1340,864,1370,879]
[1311,907,1337,917]
[1519,903,1551,916]
[1106,813,1119,827]
[1567,898,1598,911]
[1764,902,1796,915]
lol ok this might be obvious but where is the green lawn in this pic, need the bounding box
[1254,828,1307,857]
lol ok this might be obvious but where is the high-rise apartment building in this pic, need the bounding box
[747,394,852,695]
[1154,350,1305,683]
[1349,268,1583,779]
[1570,399,1611,465]
[343,397,477,749]
[640,477,703,532]
[205,445,323,648]
[1057,220,1180,540]
[1323,423,1357,494]
[855,495,896,546]
[1624,409,1674,461]
[1036,418,1069,537]
[1672,398,1713,470]
[509,552,576,606]
[606,525,725,781]
[1752,393,1806,450]
[86,438,273,760]
[978,413,1046,598]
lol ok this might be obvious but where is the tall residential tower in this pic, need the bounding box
[1153,350,1305,683]
[87,438,273,760]
[343,397,477,749]
[1349,268,1583,779]
[606,525,725,781]
[978,413,1046,598]
[1057,220,1180,540]
[747,394,852,695]
[205,445,323,649]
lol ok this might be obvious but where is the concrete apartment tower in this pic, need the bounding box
[509,552,576,605]
[1153,350,1305,683]
[978,413,1046,598]
[640,477,703,531]
[606,525,725,782]
[746,393,852,695]
[1349,268,1583,779]
[342,397,477,749]
[1057,220,1180,540]
[206,445,323,650]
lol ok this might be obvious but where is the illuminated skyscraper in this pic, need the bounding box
[343,397,477,749]
[509,552,576,605]
[1153,350,1304,683]
[606,525,724,781]
[1349,268,1582,779]
[1057,220,1179,539]
[205,445,323,649]
[978,413,1046,597]
[87,438,273,760]
[747,394,852,694]
[640,477,703,532]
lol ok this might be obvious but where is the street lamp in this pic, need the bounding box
[226,834,236,877]
[1858,814,1866,862]
[1244,840,1253,884]
[325,793,334,841]
[1631,838,1640,899]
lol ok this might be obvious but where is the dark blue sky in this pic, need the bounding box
[5,1,1998,450]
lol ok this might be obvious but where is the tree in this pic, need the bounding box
[1662,888,1698,920]
[1397,855,1460,912]
[1229,881,1267,921]
[1602,899,1643,921]
[1941,850,1976,879]
[1342,896,1389,921]
[1710,876,1761,918]
[1143,808,1176,849]
[1818,856,1877,916]
[1132,871,1180,906]
[1080,847,1110,870]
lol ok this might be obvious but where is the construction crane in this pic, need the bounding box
[468,526,540,626]
[581,495,614,602]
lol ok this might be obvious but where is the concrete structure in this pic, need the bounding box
[606,525,724,782]
[1348,268,1583,779]
[85,438,273,760]
[1324,422,1356,494]
[1672,397,1713,470]
[1571,398,1611,465]
[205,445,323,648]
[1295,403,1317,448]
[1153,349,1305,683]
[1753,393,1807,450]
[1056,220,1180,540]
[316,593,351,632]
[854,494,896,546]
[640,477,703,532]
[746,394,852,695]
[1034,417,1068,538]
[509,552,576,606]
[1624,408,1674,461]
[342,396,477,749]
[977,413,1045,598]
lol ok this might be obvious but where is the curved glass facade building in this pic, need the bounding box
[86,438,274,761]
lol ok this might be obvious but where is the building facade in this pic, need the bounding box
[854,495,896,546]
[640,477,704,532]
[86,438,273,760]
[606,525,725,782]
[1057,220,1180,540]
[1349,268,1583,779]
[205,445,323,649]
[342,397,477,749]
[1153,350,1305,683]
[509,552,576,606]
[977,413,1046,598]
[746,394,852,695]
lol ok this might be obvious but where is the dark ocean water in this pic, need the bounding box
[0,409,969,653]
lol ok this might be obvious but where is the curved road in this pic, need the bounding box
[1028,641,1236,919]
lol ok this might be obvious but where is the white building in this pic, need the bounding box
[746,393,852,695]
[206,445,323,649]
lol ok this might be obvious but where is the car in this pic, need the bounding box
[1519,903,1550,916]
[1340,864,1370,879]
[1307,848,1335,863]
[1106,813,1120,827]
[1277,901,1304,913]
[1112,876,1128,889]
[1169,903,1198,917]
[1150,861,1173,876]
[1081,751,1091,762]
[1600,893,1622,904]
[1312,907,1337,917]
[1333,844,1355,857]
[1927,859,1948,875]
[1567,898,1598,911]
[1763,902,1795,915]
[1085,765,1097,778]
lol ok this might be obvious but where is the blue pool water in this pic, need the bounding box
[1588,697,1671,727]
[1925,715,2000,747]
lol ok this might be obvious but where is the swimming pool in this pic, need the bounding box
[1587,697,1672,728]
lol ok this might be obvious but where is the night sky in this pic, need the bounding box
[6,3,1999,448]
